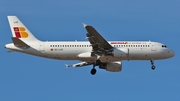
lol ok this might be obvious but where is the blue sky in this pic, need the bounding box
[0,0,180,101]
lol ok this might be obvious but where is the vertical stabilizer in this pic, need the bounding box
[7,16,40,42]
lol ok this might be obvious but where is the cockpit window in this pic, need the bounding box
[162,45,167,48]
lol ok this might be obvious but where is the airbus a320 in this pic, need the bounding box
[5,16,175,75]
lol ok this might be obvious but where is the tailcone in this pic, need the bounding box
[5,43,15,49]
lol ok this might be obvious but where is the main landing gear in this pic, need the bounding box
[90,60,101,75]
[150,60,156,70]
[91,67,96,75]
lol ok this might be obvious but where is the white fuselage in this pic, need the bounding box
[5,41,175,62]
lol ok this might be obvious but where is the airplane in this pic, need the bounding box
[5,16,175,75]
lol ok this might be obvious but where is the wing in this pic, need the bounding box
[83,23,113,55]
[65,62,93,68]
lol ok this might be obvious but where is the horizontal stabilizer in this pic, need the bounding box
[12,37,29,48]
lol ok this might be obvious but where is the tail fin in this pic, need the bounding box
[7,16,40,42]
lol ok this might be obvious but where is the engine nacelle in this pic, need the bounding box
[100,61,122,72]
[113,48,128,58]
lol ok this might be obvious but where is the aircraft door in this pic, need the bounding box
[39,42,45,53]
[151,43,157,51]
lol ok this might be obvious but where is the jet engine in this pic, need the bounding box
[99,61,122,72]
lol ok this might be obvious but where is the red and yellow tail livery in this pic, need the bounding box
[8,16,39,42]
[14,27,28,38]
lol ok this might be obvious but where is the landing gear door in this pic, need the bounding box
[39,42,45,53]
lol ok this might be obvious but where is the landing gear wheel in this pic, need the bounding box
[90,68,97,75]
[150,60,156,70]
[151,65,156,70]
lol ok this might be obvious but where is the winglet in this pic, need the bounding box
[82,23,88,28]
[65,64,71,68]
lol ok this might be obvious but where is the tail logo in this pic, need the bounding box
[13,27,28,38]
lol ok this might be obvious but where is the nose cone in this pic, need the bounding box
[168,49,175,58]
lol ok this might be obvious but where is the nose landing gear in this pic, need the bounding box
[150,60,156,70]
